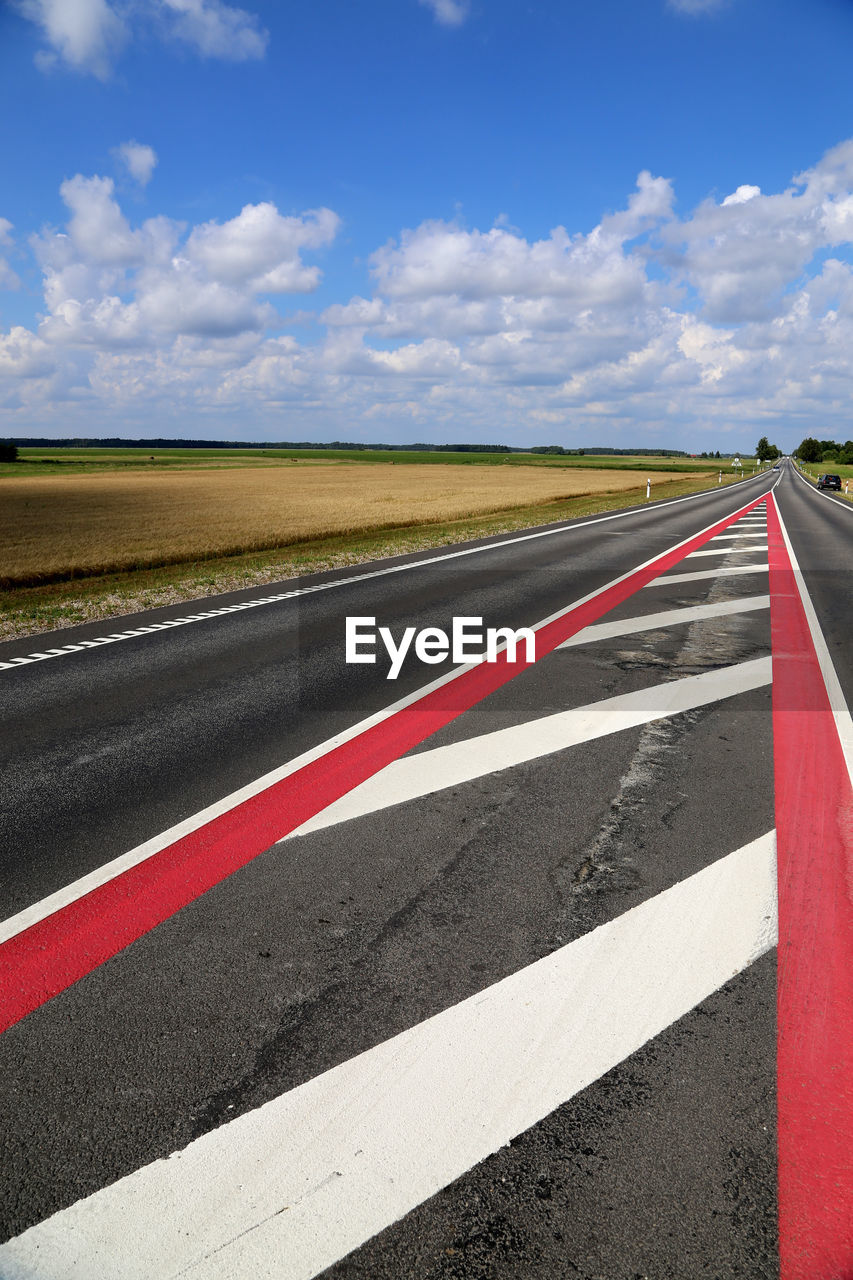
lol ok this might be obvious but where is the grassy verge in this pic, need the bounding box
[793,461,853,500]
[1,473,747,642]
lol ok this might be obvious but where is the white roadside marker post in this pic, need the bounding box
[646,478,651,501]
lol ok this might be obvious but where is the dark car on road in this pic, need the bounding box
[817,473,842,490]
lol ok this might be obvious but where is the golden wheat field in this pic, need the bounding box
[0,462,704,585]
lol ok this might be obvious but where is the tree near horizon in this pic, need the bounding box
[795,436,853,463]
[797,437,821,462]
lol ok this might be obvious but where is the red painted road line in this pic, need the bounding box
[769,496,853,1280]
[0,495,768,1034]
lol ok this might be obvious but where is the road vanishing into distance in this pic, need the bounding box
[1,457,852,1279]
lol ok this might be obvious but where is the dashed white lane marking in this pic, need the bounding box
[286,659,772,840]
[0,479,771,675]
[0,832,777,1280]
[0,491,771,945]
[557,596,770,648]
[685,544,768,558]
[643,564,768,588]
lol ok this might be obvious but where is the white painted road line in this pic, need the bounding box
[709,533,767,541]
[287,659,772,839]
[0,833,777,1280]
[557,596,770,648]
[773,498,853,783]
[0,490,770,946]
[0,477,771,674]
[0,650,486,946]
[643,564,768,588]
[685,545,768,558]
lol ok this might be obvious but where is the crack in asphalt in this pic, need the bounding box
[557,561,770,944]
[188,789,518,1141]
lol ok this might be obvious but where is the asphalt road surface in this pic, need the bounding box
[0,458,851,1279]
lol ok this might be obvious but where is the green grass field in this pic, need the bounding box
[1,445,758,479]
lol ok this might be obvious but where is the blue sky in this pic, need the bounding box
[2,0,853,450]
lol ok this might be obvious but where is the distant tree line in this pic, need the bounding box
[5,437,692,456]
[7,437,386,450]
[0,442,18,462]
[6,437,520,451]
[794,436,853,464]
[566,446,689,456]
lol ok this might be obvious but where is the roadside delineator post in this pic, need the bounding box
[646,478,651,501]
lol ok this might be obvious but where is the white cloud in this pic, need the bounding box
[15,0,267,77]
[721,184,761,207]
[600,169,675,237]
[158,0,268,60]
[186,204,340,293]
[368,180,668,305]
[419,0,470,26]
[15,0,127,79]
[368,338,463,377]
[52,175,146,266]
[0,220,21,290]
[115,141,158,187]
[661,141,853,322]
[9,141,853,445]
[794,137,853,199]
[677,318,747,384]
[25,172,338,351]
[0,327,54,378]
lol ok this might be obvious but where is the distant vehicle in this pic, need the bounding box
[772,465,780,471]
[817,474,842,490]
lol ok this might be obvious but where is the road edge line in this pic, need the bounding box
[768,492,853,1279]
